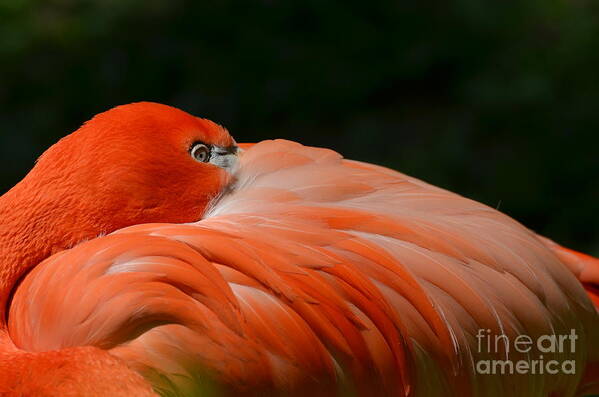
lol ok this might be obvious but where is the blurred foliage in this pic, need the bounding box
[0,0,597,254]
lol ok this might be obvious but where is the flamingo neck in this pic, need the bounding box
[0,177,100,323]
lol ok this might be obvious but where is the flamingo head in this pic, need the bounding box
[55,101,237,224]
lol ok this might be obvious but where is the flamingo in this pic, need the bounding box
[0,102,597,396]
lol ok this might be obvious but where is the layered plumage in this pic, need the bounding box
[0,103,598,396]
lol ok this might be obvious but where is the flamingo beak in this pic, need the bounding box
[209,145,239,173]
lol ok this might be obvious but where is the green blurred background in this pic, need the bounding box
[0,0,597,254]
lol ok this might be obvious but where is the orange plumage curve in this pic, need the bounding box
[0,103,598,396]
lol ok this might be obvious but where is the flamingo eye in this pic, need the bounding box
[190,143,210,163]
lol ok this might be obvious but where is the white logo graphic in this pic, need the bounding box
[474,329,578,375]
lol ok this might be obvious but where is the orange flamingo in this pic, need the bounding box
[0,102,597,396]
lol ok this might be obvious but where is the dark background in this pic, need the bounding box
[1,1,597,255]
